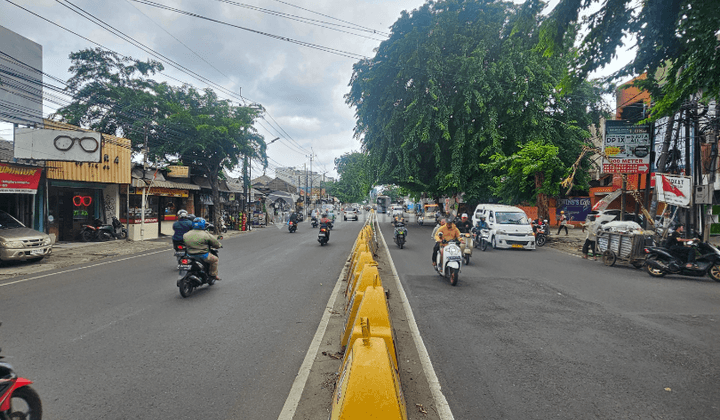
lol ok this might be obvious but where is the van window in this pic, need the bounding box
[496,212,529,225]
[488,211,494,222]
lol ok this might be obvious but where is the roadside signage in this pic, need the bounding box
[602,120,652,173]
[0,163,41,194]
[655,173,692,208]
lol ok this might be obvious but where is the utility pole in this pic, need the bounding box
[140,127,148,240]
[306,151,315,217]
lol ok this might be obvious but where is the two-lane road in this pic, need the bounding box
[378,213,720,420]
[0,216,365,420]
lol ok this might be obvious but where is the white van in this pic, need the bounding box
[471,204,535,250]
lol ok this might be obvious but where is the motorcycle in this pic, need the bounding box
[0,323,42,420]
[176,248,221,298]
[311,217,318,228]
[288,220,297,233]
[458,232,474,265]
[644,241,720,281]
[532,220,549,247]
[173,241,187,267]
[80,218,115,242]
[318,224,330,246]
[434,234,461,286]
[393,220,408,249]
[476,228,491,251]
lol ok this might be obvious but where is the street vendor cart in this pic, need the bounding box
[596,230,655,268]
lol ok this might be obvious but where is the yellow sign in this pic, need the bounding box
[605,146,622,156]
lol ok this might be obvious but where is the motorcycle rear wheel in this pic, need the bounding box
[645,256,667,277]
[480,239,488,251]
[464,255,470,265]
[536,235,546,247]
[9,385,42,420]
[449,267,459,286]
[179,279,194,298]
[80,229,93,242]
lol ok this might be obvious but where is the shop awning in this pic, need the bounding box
[131,178,200,190]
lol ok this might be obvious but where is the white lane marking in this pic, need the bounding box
[277,254,349,419]
[376,219,456,420]
[71,308,146,342]
[0,248,171,288]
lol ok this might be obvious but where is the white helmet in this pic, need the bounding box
[177,210,188,219]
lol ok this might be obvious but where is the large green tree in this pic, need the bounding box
[346,0,606,204]
[540,0,720,119]
[55,48,268,231]
[329,152,372,203]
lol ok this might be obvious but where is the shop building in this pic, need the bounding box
[43,122,131,242]
[0,140,46,230]
[124,166,199,240]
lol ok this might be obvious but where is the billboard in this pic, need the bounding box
[655,173,692,208]
[0,163,42,194]
[603,120,652,173]
[0,26,43,126]
[13,127,102,162]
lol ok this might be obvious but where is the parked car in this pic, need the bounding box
[471,204,535,250]
[585,210,645,227]
[0,210,53,264]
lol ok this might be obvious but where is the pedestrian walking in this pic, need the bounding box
[557,211,568,235]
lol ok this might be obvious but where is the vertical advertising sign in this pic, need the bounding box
[603,120,652,173]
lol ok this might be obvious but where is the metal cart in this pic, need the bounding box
[596,231,655,268]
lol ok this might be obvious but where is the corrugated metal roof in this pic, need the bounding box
[131,178,200,190]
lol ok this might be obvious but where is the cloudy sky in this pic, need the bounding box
[0,0,628,179]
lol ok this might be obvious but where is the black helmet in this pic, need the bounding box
[446,217,455,225]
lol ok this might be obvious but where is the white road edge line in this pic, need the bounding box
[0,248,171,288]
[375,217,455,420]
[277,251,349,420]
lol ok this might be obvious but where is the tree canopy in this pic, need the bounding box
[346,0,607,204]
[541,0,720,119]
[328,151,372,203]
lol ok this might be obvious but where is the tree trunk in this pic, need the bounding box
[535,172,549,221]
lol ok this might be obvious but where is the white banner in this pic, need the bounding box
[13,128,101,162]
[655,173,692,208]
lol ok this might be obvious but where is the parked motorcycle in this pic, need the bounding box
[80,218,115,242]
[0,323,42,420]
[288,220,297,233]
[318,224,330,246]
[644,241,720,281]
[434,234,461,286]
[458,233,474,265]
[532,220,549,247]
[176,248,221,298]
[393,220,408,249]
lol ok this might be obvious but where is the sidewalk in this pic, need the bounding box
[0,228,255,280]
[545,224,586,256]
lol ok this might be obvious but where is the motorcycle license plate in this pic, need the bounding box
[512,244,523,249]
[179,264,192,270]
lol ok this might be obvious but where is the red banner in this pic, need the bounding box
[0,163,42,194]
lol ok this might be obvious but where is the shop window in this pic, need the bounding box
[121,194,159,223]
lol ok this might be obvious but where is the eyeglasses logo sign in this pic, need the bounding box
[73,195,93,207]
[54,136,100,153]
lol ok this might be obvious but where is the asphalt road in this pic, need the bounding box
[378,213,720,420]
[0,215,365,420]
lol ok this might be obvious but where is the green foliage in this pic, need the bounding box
[346,0,606,203]
[330,152,372,203]
[483,141,565,203]
[541,0,720,120]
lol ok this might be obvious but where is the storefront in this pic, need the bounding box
[47,182,106,241]
[121,182,199,239]
[0,162,45,229]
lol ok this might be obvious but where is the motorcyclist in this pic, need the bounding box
[432,217,461,266]
[431,218,446,240]
[183,217,222,281]
[172,210,193,251]
[319,213,332,239]
[289,211,299,226]
[666,224,698,269]
[476,215,489,230]
[456,213,473,233]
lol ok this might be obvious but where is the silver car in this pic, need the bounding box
[0,210,53,263]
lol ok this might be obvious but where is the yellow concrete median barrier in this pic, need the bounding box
[342,284,398,370]
[349,242,369,267]
[341,266,382,344]
[330,318,408,420]
[344,252,375,296]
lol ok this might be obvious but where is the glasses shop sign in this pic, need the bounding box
[13,127,102,163]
